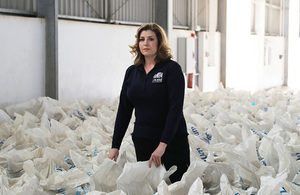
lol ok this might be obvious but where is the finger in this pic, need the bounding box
[156,155,162,167]
[156,158,161,167]
[157,158,161,167]
[149,157,153,168]
[153,157,158,167]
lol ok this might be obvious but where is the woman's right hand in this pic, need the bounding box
[108,148,119,161]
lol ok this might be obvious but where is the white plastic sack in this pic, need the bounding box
[0,109,11,125]
[167,160,209,195]
[91,153,126,192]
[0,175,17,195]
[257,172,288,195]
[155,180,171,195]
[40,167,90,192]
[18,174,44,194]
[188,177,209,195]
[70,150,94,175]
[87,189,127,195]
[116,161,176,195]
[201,162,239,194]
[35,97,67,120]
[5,99,38,117]
[24,127,54,148]
[216,174,255,195]
[5,149,34,173]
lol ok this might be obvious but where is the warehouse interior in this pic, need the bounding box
[0,0,300,194]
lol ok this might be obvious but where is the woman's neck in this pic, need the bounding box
[144,56,156,66]
[144,57,156,74]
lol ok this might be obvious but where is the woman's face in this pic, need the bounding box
[139,30,158,59]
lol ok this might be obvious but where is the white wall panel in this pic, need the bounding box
[58,21,138,104]
[0,15,45,108]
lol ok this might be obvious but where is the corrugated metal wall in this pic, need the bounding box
[0,0,37,13]
[58,0,155,24]
[197,0,207,30]
[0,0,197,28]
[58,0,106,19]
[110,0,154,23]
[173,0,189,27]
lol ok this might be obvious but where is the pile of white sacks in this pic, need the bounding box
[1,85,300,195]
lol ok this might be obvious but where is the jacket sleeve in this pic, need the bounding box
[160,62,186,144]
[111,66,134,149]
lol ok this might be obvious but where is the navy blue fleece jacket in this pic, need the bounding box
[112,59,188,149]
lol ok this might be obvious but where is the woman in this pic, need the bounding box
[108,23,190,183]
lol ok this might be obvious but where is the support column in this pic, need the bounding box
[155,0,173,40]
[283,0,289,86]
[218,0,227,87]
[38,0,58,99]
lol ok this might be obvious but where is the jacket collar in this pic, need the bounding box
[136,60,165,72]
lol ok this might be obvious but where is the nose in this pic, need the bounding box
[144,38,149,45]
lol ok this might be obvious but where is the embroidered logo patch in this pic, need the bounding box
[152,72,163,83]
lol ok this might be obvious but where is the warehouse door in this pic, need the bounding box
[263,37,285,89]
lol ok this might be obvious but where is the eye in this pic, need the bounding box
[139,38,145,42]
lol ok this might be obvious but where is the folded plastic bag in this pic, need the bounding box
[257,172,288,195]
[292,171,300,186]
[98,111,114,128]
[259,134,300,182]
[0,109,11,125]
[25,127,54,148]
[116,161,176,195]
[275,114,297,133]
[117,162,153,195]
[0,175,17,195]
[201,162,239,194]
[182,160,209,188]
[215,109,232,127]
[89,130,112,147]
[18,174,44,194]
[32,158,56,180]
[225,134,261,188]
[188,134,209,161]
[118,140,136,163]
[70,150,94,175]
[188,114,215,133]
[167,160,209,195]
[216,174,254,195]
[5,99,38,117]
[57,138,81,157]
[50,119,73,142]
[188,177,209,195]
[0,122,13,142]
[35,147,71,171]
[61,116,81,130]
[210,126,236,145]
[258,133,280,171]
[273,136,300,182]
[86,189,127,195]
[64,101,88,119]
[91,153,126,192]
[155,180,170,195]
[40,167,90,192]
[35,97,67,120]
[5,149,34,173]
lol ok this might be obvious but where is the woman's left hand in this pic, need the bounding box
[149,142,167,168]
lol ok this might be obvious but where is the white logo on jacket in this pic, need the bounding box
[152,72,163,83]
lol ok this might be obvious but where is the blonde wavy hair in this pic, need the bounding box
[130,23,173,66]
